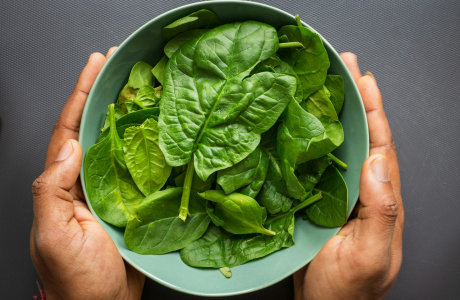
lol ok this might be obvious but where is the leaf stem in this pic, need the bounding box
[133,99,147,109]
[295,14,302,27]
[108,104,122,147]
[279,42,304,49]
[266,192,322,225]
[327,153,348,170]
[179,158,195,221]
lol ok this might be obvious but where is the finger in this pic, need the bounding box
[45,53,106,168]
[293,265,307,300]
[353,155,398,253]
[106,46,117,59]
[125,261,146,300]
[33,140,82,227]
[357,74,403,227]
[340,52,362,82]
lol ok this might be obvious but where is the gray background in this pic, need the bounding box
[1,0,459,299]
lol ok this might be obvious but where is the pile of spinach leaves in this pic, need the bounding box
[84,10,349,277]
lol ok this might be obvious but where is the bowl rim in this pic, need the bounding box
[79,0,369,296]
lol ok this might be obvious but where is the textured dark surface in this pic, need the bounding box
[1,0,459,299]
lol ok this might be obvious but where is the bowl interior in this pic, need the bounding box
[79,1,369,297]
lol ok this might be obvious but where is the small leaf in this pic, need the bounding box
[162,9,221,42]
[123,118,172,196]
[128,61,154,89]
[151,55,168,85]
[198,190,275,236]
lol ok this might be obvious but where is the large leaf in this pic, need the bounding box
[84,104,143,227]
[199,190,275,236]
[124,188,211,254]
[159,21,296,181]
[217,147,268,195]
[277,25,330,98]
[274,60,303,103]
[123,118,172,196]
[162,9,221,42]
[277,99,325,199]
[164,29,209,58]
[302,86,344,161]
[305,166,348,227]
[324,74,345,114]
[97,108,160,142]
[180,215,294,268]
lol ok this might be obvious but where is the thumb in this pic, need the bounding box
[353,154,399,251]
[32,139,82,226]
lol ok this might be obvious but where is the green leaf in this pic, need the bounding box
[123,118,172,196]
[180,213,295,268]
[324,74,345,114]
[296,155,332,199]
[277,25,330,98]
[151,56,168,86]
[97,108,160,142]
[162,9,221,42]
[164,29,209,58]
[135,85,160,108]
[125,100,141,113]
[302,86,344,161]
[101,103,125,131]
[84,104,143,227]
[124,188,211,254]
[174,171,215,193]
[128,61,154,89]
[277,99,325,199]
[117,84,138,113]
[159,21,296,181]
[198,190,275,236]
[217,147,268,195]
[305,166,348,227]
[236,148,269,198]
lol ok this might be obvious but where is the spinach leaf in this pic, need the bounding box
[84,104,143,227]
[164,29,209,58]
[162,9,221,42]
[217,147,268,195]
[277,99,325,199]
[151,55,168,86]
[180,212,294,268]
[124,187,211,254]
[198,190,275,236]
[117,83,138,113]
[128,61,154,89]
[123,118,172,196]
[125,100,142,113]
[305,166,348,227]
[296,155,332,199]
[159,21,296,220]
[274,60,303,103]
[277,25,330,98]
[175,171,215,192]
[235,148,269,198]
[324,74,345,114]
[101,103,125,132]
[302,86,344,161]
[135,85,160,108]
[97,108,160,142]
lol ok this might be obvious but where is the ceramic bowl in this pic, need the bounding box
[79,0,369,296]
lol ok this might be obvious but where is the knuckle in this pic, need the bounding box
[32,176,48,197]
[378,196,399,224]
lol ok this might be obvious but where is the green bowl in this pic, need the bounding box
[79,0,369,296]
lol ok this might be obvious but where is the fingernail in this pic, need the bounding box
[55,140,74,162]
[371,157,390,182]
[364,71,374,79]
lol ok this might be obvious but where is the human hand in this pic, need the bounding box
[30,48,145,300]
[294,53,404,300]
